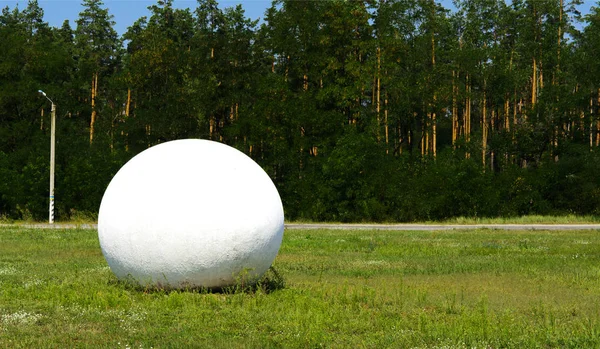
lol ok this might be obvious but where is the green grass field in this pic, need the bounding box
[1,226,599,348]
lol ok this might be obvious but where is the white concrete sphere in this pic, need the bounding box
[98,139,284,289]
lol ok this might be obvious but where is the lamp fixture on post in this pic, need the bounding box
[39,90,56,224]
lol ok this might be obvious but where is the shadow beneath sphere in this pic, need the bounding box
[108,266,286,295]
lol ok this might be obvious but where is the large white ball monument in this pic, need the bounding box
[98,139,284,289]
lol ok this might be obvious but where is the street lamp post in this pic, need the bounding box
[39,90,56,224]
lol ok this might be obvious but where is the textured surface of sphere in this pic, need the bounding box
[98,139,284,289]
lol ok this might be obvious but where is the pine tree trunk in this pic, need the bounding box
[271,55,275,73]
[452,70,458,147]
[491,109,495,171]
[421,111,426,157]
[425,114,430,156]
[90,72,98,144]
[536,6,544,94]
[373,75,377,136]
[539,61,544,92]
[518,97,523,121]
[125,88,131,117]
[408,124,413,152]
[303,73,308,91]
[384,93,389,154]
[124,89,131,151]
[532,57,537,106]
[506,49,513,133]
[577,85,584,133]
[465,74,471,159]
[285,55,290,82]
[376,47,381,142]
[596,89,600,147]
[432,102,437,158]
[482,84,487,168]
[431,23,436,159]
[556,0,562,84]
[504,98,510,131]
[591,95,594,150]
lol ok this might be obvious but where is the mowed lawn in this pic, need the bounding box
[1,226,599,348]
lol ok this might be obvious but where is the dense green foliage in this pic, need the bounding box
[1,0,600,221]
[1,226,600,347]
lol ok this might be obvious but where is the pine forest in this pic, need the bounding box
[2,0,600,222]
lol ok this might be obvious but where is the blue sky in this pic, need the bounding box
[0,0,596,36]
[2,0,271,35]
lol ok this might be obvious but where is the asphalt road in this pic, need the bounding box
[2,223,600,231]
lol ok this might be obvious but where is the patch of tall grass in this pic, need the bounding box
[441,214,600,224]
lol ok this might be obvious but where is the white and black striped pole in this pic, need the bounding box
[39,90,56,224]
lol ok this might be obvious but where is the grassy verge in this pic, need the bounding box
[1,226,599,348]
[439,214,600,224]
[3,214,600,226]
[289,214,600,225]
